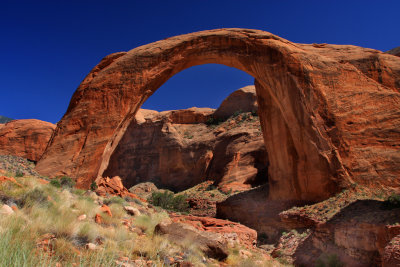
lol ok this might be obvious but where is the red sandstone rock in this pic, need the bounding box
[94,213,102,224]
[35,28,400,205]
[383,234,400,267]
[169,213,257,249]
[95,176,145,201]
[0,119,55,162]
[294,200,400,266]
[0,176,23,187]
[100,204,112,217]
[155,219,229,260]
[213,85,258,119]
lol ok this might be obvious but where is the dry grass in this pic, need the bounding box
[0,171,284,266]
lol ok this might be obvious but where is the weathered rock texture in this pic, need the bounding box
[95,176,145,201]
[0,119,55,162]
[155,214,257,260]
[213,85,258,119]
[36,28,400,204]
[294,200,400,267]
[102,86,267,192]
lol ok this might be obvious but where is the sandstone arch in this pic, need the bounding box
[36,28,400,202]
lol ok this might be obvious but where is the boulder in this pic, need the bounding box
[0,204,14,215]
[95,176,145,201]
[154,220,229,260]
[294,200,400,267]
[124,206,141,216]
[213,85,258,119]
[0,119,55,162]
[169,213,257,249]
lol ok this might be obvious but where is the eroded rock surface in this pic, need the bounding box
[155,214,257,260]
[294,200,400,267]
[0,119,55,162]
[103,86,268,192]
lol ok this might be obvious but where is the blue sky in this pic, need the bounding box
[1,0,399,123]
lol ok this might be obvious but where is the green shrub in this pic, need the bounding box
[206,116,224,126]
[15,171,24,177]
[384,194,400,209]
[60,176,75,188]
[148,191,189,212]
[90,181,98,191]
[50,179,61,188]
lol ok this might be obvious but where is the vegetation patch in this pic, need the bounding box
[148,191,189,212]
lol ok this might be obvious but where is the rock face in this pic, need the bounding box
[294,200,400,267]
[36,28,400,205]
[155,214,257,260]
[0,119,55,162]
[213,85,258,119]
[169,213,258,249]
[383,234,400,266]
[95,176,145,201]
[102,86,268,192]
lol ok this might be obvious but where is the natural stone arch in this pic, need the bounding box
[36,28,400,202]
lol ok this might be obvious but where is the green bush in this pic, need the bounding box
[148,191,189,212]
[90,181,98,191]
[384,194,400,209]
[50,179,61,188]
[60,176,75,188]
[15,171,24,177]
[206,116,224,126]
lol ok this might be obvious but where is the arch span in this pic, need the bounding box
[36,28,400,202]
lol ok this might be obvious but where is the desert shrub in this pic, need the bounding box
[90,181,98,191]
[60,176,75,188]
[315,253,344,267]
[206,184,217,191]
[22,188,48,207]
[71,188,85,196]
[384,194,400,209]
[15,171,24,177]
[50,179,61,188]
[183,131,194,139]
[206,116,224,126]
[148,191,189,212]
[104,196,125,206]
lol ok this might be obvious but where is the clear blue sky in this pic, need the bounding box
[1,0,399,123]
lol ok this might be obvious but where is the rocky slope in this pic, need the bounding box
[0,119,55,162]
[103,85,268,193]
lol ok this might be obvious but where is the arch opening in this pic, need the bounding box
[102,64,270,196]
